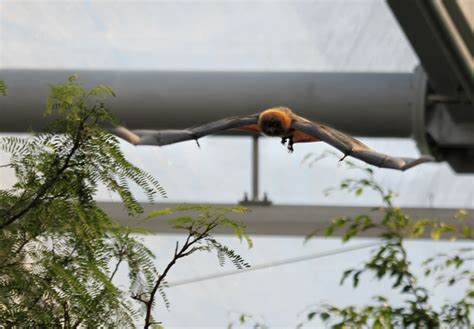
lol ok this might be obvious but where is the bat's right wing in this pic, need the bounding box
[110,114,259,146]
[292,120,434,171]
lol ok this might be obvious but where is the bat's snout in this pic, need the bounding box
[260,120,285,137]
[265,127,277,136]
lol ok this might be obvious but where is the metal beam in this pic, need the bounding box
[102,202,473,239]
[443,0,474,57]
[386,0,474,172]
[3,68,474,172]
[0,69,415,137]
[387,0,474,104]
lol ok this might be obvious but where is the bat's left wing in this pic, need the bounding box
[291,120,434,171]
[110,114,259,146]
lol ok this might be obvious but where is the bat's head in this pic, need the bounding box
[259,107,292,137]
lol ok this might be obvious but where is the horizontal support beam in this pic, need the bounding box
[101,202,472,239]
[0,69,415,137]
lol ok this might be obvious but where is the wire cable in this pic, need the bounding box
[167,241,382,288]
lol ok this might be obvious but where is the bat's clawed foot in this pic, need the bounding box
[281,137,293,152]
[287,137,294,153]
[194,139,201,148]
[287,135,294,153]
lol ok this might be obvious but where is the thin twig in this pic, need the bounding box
[109,255,123,282]
[142,221,217,328]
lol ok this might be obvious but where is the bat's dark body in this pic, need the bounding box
[111,107,433,171]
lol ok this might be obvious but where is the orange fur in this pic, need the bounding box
[258,107,293,132]
[237,107,319,143]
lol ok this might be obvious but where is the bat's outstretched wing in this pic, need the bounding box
[291,121,434,170]
[111,114,259,146]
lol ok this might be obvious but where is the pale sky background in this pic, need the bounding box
[0,1,473,327]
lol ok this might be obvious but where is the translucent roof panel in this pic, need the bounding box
[1,0,417,71]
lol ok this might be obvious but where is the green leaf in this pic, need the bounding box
[342,224,359,242]
[307,311,316,320]
[230,206,248,214]
[68,74,79,82]
[462,225,473,239]
[411,219,430,237]
[174,204,210,212]
[166,216,194,227]
[320,312,330,321]
[146,208,174,218]
[353,271,361,287]
[0,80,7,96]
[431,227,442,240]
[325,225,335,236]
[340,269,354,285]
[373,319,382,329]
[455,209,467,221]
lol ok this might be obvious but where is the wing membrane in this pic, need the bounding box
[111,114,259,146]
[292,121,433,170]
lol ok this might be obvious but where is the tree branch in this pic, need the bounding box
[142,222,217,328]
[109,255,123,282]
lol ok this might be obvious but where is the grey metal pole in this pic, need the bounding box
[252,135,259,201]
[0,69,415,137]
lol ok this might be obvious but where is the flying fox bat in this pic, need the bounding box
[111,107,433,171]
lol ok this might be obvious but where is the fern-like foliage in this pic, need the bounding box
[0,75,165,326]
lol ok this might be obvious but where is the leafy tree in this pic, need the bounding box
[0,76,251,327]
[300,160,473,329]
[0,75,164,326]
